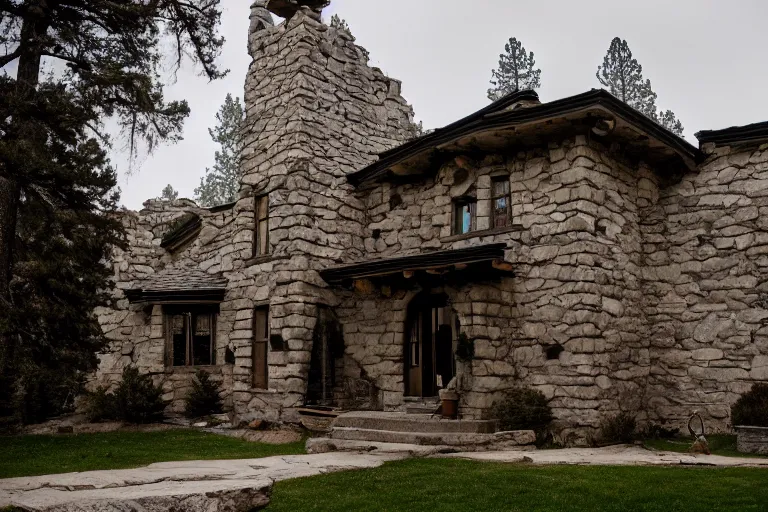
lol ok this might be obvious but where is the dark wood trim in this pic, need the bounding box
[441,225,524,243]
[126,289,226,305]
[319,243,507,285]
[696,121,768,147]
[348,89,702,186]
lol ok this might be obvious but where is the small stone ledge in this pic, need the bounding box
[441,225,523,243]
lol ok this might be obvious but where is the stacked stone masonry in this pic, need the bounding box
[94,2,768,444]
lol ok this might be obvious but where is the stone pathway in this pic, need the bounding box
[2,445,766,510]
[0,452,404,511]
[440,445,768,468]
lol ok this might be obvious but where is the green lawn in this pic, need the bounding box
[0,429,305,479]
[643,434,767,458]
[266,458,768,512]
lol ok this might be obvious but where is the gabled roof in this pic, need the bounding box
[348,89,702,186]
[696,121,768,147]
[125,267,228,304]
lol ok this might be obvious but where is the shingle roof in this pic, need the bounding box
[696,121,768,147]
[125,266,228,304]
[347,89,702,185]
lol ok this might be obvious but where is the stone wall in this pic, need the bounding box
[93,2,768,439]
[198,4,416,422]
[336,135,657,443]
[94,199,240,413]
[642,142,768,431]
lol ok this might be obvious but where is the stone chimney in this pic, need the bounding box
[234,1,418,420]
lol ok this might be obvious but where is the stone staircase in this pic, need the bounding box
[308,411,536,452]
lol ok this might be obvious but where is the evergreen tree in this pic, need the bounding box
[0,1,225,424]
[657,109,685,136]
[596,37,658,118]
[597,37,685,135]
[330,14,349,33]
[488,37,542,101]
[195,94,244,207]
[160,185,179,201]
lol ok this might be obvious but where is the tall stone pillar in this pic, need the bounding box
[232,1,418,420]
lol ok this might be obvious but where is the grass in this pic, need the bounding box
[0,429,305,479]
[643,434,767,458]
[266,458,768,512]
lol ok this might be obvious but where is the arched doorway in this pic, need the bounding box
[405,293,459,398]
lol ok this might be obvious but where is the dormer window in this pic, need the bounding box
[491,176,511,228]
[453,197,477,235]
[254,194,270,256]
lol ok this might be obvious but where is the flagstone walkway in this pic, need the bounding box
[2,444,766,511]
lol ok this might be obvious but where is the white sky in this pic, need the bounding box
[117,0,768,210]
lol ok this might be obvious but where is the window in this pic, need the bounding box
[491,176,511,228]
[253,306,269,389]
[166,308,216,367]
[453,198,477,235]
[254,195,269,256]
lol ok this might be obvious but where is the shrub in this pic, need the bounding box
[599,412,637,444]
[84,386,118,422]
[732,382,768,427]
[112,367,166,424]
[492,387,553,432]
[184,370,224,419]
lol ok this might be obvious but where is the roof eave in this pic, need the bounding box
[349,90,702,186]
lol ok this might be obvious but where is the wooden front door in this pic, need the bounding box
[406,296,457,397]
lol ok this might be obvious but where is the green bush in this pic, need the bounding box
[491,387,553,432]
[91,367,165,423]
[732,383,768,427]
[599,412,637,444]
[184,370,223,419]
[84,386,118,422]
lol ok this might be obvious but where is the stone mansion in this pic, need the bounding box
[94,0,768,442]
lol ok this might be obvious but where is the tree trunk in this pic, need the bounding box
[0,1,49,402]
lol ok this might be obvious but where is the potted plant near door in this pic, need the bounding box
[732,383,768,455]
[439,333,475,419]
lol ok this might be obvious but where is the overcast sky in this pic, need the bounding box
[117,0,768,210]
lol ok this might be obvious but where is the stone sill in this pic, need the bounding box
[166,365,230,374]
[245,254,277,266]
[735,425,768,432]
[441,225,524,243]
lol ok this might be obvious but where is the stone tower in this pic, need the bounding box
[232,0,418,420]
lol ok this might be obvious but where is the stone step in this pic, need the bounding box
[328,427,534,448]
[333,411,497,434]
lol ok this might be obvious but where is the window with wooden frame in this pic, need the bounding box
[252,306,269,389]
[491,175,511,228]
[165,306,217,367]
[254,194,270,257]
[453,197,477,235]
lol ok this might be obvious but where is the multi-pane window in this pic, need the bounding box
[254,195,269,256]
[491,176,511,228]
[453,198,477,235]
[167,309,216,367]
[253,306,269,389]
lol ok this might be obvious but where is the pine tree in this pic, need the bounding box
[330,14,350,33]
[195,94,244,207]
[597,37,685,135]
[0,1,225,424]
[596,37,658,118]
[488,37,542,101]
[161,185,179,201]
[657,109,685,136]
